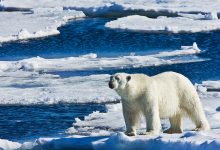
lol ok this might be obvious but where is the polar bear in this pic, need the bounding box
[109,72,210,136]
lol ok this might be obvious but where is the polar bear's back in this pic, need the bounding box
[152,72,199,118]
[152,71,196,94]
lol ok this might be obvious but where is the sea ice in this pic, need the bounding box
[0,72,119,105]
[0,43,205,72]
[0,8,85,42]
[0,139,21,150]
[105,15,220,33]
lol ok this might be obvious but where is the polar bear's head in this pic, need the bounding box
[109,73,131,90]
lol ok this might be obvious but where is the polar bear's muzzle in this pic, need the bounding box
[109,81,114,89]
[109,76,116,89]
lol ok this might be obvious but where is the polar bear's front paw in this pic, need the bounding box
[164,128,182,134]
[125,131,136,136]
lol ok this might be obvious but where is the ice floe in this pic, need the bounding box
[155,42,201,57]
[0,43,205,72]
[0,72,119,105]
[0,139,21,150]
[0,8,85,43]
[105,15,220,33]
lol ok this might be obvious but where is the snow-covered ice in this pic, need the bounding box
[0,72,119,105]
[105,15,220,33]
[0,139,21,150]
[0,43,205,72]
[155,42,201,57]
[0,8,85,42]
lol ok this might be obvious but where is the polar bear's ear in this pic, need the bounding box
[126,76,131,82]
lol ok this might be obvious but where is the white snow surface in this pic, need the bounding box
[0,43,204,72]
[0,8,85,42]
[0,72,119,105]
[0,139,21,150]
[105,15,220,33]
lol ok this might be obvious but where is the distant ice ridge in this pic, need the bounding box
[0,43,204,72]
[0,7,85,43]
[105,15,220,33]
[1,0,220,17]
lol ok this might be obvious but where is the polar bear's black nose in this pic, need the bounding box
[109,82,114,89]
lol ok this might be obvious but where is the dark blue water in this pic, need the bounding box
[0,104,106,142]
[0,18,220,141]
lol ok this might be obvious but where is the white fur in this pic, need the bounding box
[109,72,210,136]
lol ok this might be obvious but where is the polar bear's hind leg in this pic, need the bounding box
[164,113,183,134]
[184,97,210,131]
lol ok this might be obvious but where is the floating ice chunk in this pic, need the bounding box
[0,139,21,150]
[155,42,201,57]
[105,15,220,33]
[0,8,85,43]
[0,45,205,73]
[192,42,201,52]
[180,42,201,52]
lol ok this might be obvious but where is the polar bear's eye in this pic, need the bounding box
[115,76,120,80]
